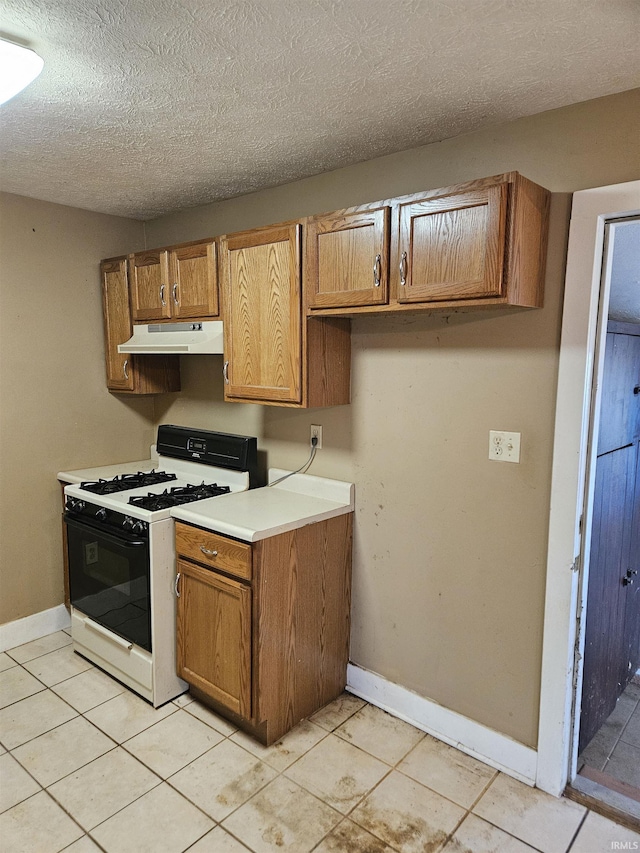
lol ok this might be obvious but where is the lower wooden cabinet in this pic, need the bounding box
[174,514,353,744]
[101,257,180,395]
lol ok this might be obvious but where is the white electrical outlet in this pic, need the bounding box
[489,430,521,463]
[310,424,323,449]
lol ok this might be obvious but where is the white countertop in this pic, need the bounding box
[170,468,355,542]
[57,455,158,485]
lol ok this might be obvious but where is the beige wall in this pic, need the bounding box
[147,89,640,747]
[0,193,150,624]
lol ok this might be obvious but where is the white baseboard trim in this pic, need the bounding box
[0,605,71,653]
[347,663,537,786]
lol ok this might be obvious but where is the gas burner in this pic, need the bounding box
[80,470,178,495]
[128,482,231,511]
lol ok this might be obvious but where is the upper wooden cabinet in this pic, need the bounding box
[396,183,507,303]
[101,257,180,395]
[220,223,351,408]
[305,207,390,308]
[305,173,550,315]
[221,224,302,405]
[129,239,218,323]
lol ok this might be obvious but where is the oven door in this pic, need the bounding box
[65,515,152,652]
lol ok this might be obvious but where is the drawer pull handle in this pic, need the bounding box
[174,572,181,597]
[373,254,381,287]
[160,283,166,306]
[399,251,408,286]
[172,283,179,305]
[85,618,133,650]
[223,360,229,384]
[200,546,218,557]
[123,359,129,380]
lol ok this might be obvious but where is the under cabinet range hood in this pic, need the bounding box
[118,321,224,354]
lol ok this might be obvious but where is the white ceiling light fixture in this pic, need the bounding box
[0,38,44,106]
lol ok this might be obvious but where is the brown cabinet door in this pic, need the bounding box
[176,559,252,718]
[222,224,302,404]
[101,257,135,391]
[129,250,171,321]
[306,207,389,308]
[396,184,508,303]
[169,241,219,319]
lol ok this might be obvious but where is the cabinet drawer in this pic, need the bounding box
[175,522,252,580]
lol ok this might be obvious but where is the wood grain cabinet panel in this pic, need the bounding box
[306,172,550,316]
[221,224,302,404]
[175,522,252,581]
[175,512,353,745]
[396,184,507,302]
[130,240,219,323]
[100,257,180,395]
[169,240,218,319]
[306,207,390,308]
[176,558,252,718]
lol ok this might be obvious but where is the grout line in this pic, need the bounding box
[565,809,589,852]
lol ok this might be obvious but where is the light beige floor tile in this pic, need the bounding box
[398,734,497,808]
[570,810,640,850]
[473,773,586,853]
[0,665,45,709]
[605,741,640,787]
[0,652,17,672]
[309,692,366,732]
[169,738,277,821]
[91,781,213,853]
[350,769,465,853]
[182,697,238,735]
[313,818,396,852]
[7,630,72,664]
[223,775,341,853]
[442,813,538,851]
[0,753,41,813]
[621,706,640,748]
[85,688,177,742]
[284,733,389,814]
[22,644,93,686]
[63,837,103,852]
[48,746,160,830]
[0,688,78,749]
[51,666,126,713]
[334,703,425,765]
[0,790,83,853]
[173,692,193,708]
[124,708,224,777]
[188,826,251,852]
[11,715,115,786]
[230,719,327,771]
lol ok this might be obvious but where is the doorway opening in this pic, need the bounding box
[564,217,640,824]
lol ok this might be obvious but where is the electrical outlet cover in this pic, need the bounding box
[489,430,521,463]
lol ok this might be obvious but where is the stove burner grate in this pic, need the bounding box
[128,482,231,511]
[80,470,178,495]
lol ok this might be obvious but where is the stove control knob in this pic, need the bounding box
[95,508,108,522]
[67,498,85,513]
[132,520,147,534]
[122,516,135,531]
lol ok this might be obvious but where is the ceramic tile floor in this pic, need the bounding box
[1,631,639,853]
[579,679,640,790]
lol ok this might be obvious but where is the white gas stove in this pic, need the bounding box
[61,425,258,707]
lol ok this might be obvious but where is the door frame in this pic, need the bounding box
[536,180,640,796]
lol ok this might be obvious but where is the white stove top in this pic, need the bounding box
[63,454,249,522]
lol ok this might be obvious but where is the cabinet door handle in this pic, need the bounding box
[123,359,129,380]
[160,284,166,306]
[223,361,229,384]
[200,546,218,557]
[172,283,179,305]
[399,252,408,286]
[174,572,181,597]
[373,254,382,287]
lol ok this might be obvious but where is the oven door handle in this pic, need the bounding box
[64,515,148,548]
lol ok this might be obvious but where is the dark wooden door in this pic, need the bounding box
[580,322,640,753]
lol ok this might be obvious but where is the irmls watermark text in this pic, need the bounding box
[610,843,639,850]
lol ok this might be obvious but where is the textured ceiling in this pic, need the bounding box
[0,0,639,220]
